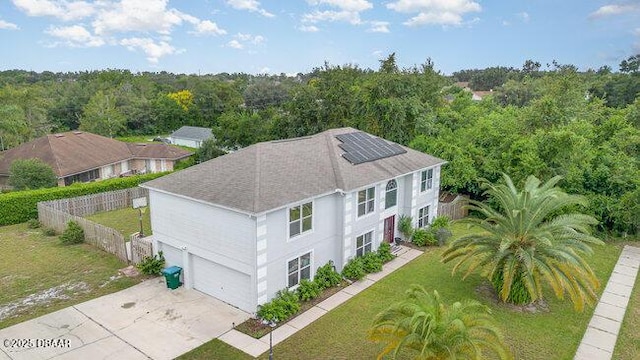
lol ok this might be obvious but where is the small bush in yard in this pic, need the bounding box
[257,289,300,322]
[342,257,366,280]
[297,279,321,301]
[136,251,165,276]
[314,261,342,289]
[59,221,84,245]
[377,242,395,263]
[362,252,383,273]
[412,228,438,247]
[27,219,41,229]
[42,227,57,236]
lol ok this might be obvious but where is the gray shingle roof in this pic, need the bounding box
[170,126,213,141]
[142,128,446,214]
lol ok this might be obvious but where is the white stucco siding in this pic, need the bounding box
[260,193,341,304]
[413,165,442,226]
[170,137,199,148]
[150,190,255,266]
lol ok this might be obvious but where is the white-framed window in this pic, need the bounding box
[421,169,433,192]
[288,252,312,288]
[289,202,313,238]
[356,231,373,257]
[358,187,375,217]
[418,206,430,228]
[385,180,397,209]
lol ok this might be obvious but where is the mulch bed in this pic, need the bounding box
[236,280,350,338]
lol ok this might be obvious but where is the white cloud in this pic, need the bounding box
[307,0,372,12]
[120,37,177,63]
[228,33,265,49]
[227,39,243,49]
[298,25,319,32]
[303,10,362,24]
[368,21,390,33]
[0,20,19,30]
[13,0,228,63]
[191,20,226,36]
[517,12,530,23]
[92,0,186,35]
[226,0,274,17]
[590,3,640,18]
[302,0,372,26]
[46,24,104,46]
[386,0,481,26]
[12,0,96,21]
[259,66,270,73]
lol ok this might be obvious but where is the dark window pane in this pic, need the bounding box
[367,187,375,199]
[367,199,375,213]
[301,267,311,280]
[290,206,300,221]
[385,189,397,209]
[358,190,366,203]
[302,217,312,232]
[357,236,363,248]
[302,202,312,217]
[365,243,371,254]
[356,248,363,257]
[288,259,298,274]
[358,203,365,216]
[288,273,298,287]
[301,253,311,267]
[290,221,300,237]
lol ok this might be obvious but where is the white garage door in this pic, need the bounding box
[158,242,182,268]
[192,255,252,312]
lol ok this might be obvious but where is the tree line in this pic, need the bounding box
[0,54,638,235]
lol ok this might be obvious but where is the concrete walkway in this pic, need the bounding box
[219,246,423,358]
[575,245,640,360]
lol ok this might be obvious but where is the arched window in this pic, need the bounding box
[385,179,397,209]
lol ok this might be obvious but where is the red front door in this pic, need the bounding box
[384,215,395,243]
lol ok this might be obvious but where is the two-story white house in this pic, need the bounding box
[141,127,446,313]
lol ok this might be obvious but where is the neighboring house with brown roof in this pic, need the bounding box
[0,131,192,187]
[141,127,446,313]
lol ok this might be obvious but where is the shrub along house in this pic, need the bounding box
[0,131,192,187]
[141,128,445,313]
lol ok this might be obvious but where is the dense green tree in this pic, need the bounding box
[195,138,226,163]
[0,105,30,150]
[368,285,511,360]
[79,90,126,137]
[8,158,57,190]
[442,175,603,311]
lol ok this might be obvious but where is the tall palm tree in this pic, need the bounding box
[442,174,603,311]
[368,285,511,360]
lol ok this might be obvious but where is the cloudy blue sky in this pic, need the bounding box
[0,0,638,75]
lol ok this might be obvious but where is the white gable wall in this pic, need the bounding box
[170,137,200,148]
[149,190,257,312]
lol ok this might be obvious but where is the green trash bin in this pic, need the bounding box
[162,266,182,290]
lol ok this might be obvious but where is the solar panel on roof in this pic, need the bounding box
[336,131,407,165]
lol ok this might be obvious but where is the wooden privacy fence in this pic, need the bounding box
[438,193,470,220]
[37,187,150,264]
[129,232,153,264]
[40,187,148,217]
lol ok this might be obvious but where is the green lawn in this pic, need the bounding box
[179,223,623,360]
[86,207,152,237]
[0,223,142,329]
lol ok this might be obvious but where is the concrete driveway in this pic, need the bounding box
[0,279,250,360]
